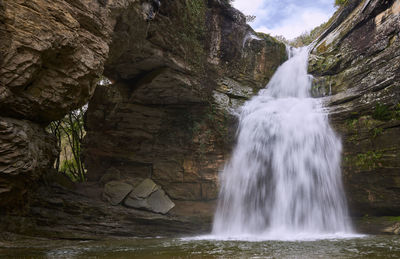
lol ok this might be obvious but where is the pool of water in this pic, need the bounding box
[1,235,400,258]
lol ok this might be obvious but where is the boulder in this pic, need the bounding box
[146,189,176,214]
[131,178,158,199]
[383,222,400,235]
[103,181,133,206]
[124,179,175,214]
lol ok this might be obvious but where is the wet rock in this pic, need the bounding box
[309,0,400,216]
[0,184,213,239]
[216,78,254,99]
[103,181,133,206]
[124,179,175,214]
[383,222,400,235]
[354,216,400,235]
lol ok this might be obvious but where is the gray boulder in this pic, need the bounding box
[103,181,133,206]
[124,178,175,214]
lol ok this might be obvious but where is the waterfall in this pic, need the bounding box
[212,47,353,240]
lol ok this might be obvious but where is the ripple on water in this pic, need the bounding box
[1,235,400,258]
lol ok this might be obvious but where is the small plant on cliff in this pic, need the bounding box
[355,151,383,170]
[372,103,392,121]
[394,103,400,120]
[372,127,384,138]
[335,0,348,7]
[48,106,87,182]
[178,0,207,71]
[290,21,329,47]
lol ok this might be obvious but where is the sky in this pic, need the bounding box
[232,0,337,40]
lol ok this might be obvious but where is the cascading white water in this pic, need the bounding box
[212,47,353,240]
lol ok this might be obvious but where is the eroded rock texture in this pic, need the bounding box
[84,0,286,203]
[0,0,155,209]
[0,117,56,208]
[0,0,286,236]
[0,0,112,122]
[310,0,400,216]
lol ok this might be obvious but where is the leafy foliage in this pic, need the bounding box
[335,0,348,7]
[373,103,392,121]
[290,21,329,47]
[355,151,383,170]
[48,106,87,182]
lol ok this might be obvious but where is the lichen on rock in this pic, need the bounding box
[310,0,400,216]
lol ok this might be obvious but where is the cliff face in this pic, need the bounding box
[0,0,286,235]
[83,0,286,203]
[0,0,117,208]
[310,0,400,216]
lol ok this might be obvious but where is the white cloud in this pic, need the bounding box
[232,0,335,40]
[255,9,331,40]
[233,0,265,16]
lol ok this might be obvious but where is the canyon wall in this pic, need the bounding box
[0,0,121,208]
[83,0,286,204]
[310,0,400,217]
[0,0,285,236]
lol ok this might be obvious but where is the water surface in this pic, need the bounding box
[1,235,400,258]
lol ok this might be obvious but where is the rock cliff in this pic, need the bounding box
[0,0,286,236]
[83,0,286,204]
[0,0,117,208]
[3,0,399,239]
[309,0,400,217]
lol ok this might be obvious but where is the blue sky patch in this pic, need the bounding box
[233,0,336,39]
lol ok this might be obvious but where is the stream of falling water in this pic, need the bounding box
[212,47,354,240]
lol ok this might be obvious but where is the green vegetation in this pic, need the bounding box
[47,106,87,182]
[394,103,400,119]
[345,118,358,130]
[206,104,230,144]
[355,151,383,170]
[179,0,207,71]
[372,127,384,138]
[281,0,346,47]
[373,103,392,121]
[187,103,231,160]
[335,0,348,7]
[290,22,329,47]
[372,103,400,121]
[387,216,400,222]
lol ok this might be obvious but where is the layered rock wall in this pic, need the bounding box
[0,0,286,213]
[0,0,156,209]
[310,0,400,216]
[83,0,286,202]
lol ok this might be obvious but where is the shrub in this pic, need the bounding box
[372,103,392,121]
[47,106,87,182]
[335,0,347,7]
